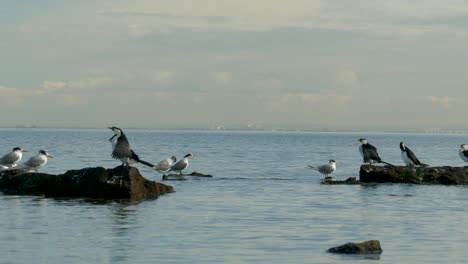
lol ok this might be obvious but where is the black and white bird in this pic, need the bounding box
[169,153,194,175]
[108,127,154,168]
[400,142,427,167]
[459,144,468,163]
[0,147,28,168]
[308,160,336,178]
[153,156,177,176]
[358,138,393,165]
[16,150,53,172]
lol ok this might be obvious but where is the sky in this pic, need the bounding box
[1,0,468,131]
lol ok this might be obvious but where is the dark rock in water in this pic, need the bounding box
[0,166,174,200]
[360,165,468,185]
[321,177,360,185]
[163,171,213,181]
[328,240,382,254]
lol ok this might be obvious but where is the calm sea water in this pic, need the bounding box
[0,129,467,264]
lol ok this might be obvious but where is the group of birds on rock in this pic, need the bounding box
[308,138,468,179]
[108,127,194,175]
[0,148,53,172]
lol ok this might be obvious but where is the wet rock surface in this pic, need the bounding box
[328,240,382,254]
[360,165,468,184]
[0,166,174,200]
[162,171,213,181]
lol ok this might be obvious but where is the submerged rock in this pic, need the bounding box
[321,177,360,185]
[0,166,174,200]
[162,171,213,181]
[328,240,382,254]
[360,165,468,185]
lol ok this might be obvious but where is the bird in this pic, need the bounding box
[459,144,468,163]
[400,142,428,167]
[169,153,194,175]
[16,150,53,172]
[0,165,8,172]
[108,126,154,168]
[0,147,28,168]
[308,159,336,178]
[358,138,393,166]
[153,156,177,176]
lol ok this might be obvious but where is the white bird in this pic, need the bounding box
[16,150,53,172]
[169,153,194,175]
[153,156,177,176]
[308,160,337,178]
[0,147,28,168]
[459,144,468,163]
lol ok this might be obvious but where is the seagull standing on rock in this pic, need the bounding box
[16,150,53,172]
[400,142,428,167]
[459,144,468,163]
[0,147,28,168]
[308,160,336,179]
[153,156,177,176]
[169,153,194,175]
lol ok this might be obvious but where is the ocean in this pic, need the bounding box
[0,129,467,263]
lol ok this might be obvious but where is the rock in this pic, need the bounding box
[360,165,468,185]
[321,177,360,185]
[163,171,213,181]
[328,240,382,254]
[0,166,174,200]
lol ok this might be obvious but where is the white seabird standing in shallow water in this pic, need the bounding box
[358,138,393,166]
[16,150,53,172]
[308,160,336,178]
[0,147,28,168]
[169,153,194,175]
[153,156,177,176]
[400,142,427,167]
[459,144,468,163]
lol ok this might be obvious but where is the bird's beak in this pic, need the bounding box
[47,154,54,158]
[21,149,28,152]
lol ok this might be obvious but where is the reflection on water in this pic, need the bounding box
[0,130,467,263]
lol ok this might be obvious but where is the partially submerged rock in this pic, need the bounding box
[321,177,360,185]
[328,240,382,254]
[162,171,213,181]
[360,165,468,185]
[0,166,174,200]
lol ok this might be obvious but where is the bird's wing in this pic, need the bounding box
[406,147,421,165]
[0,152,19,165]
[112,140,132,159]
[463,150,468,159]
[362,144,381,161]
[318,164,334,174]
[155,159,172,171]
[22,155,45,168]
[170,160,188,171]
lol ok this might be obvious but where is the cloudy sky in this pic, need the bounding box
[1,0,468,131]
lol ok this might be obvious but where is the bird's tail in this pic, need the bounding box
[307,165,316,169]
[137,159,155,168]
[380,161,395,166]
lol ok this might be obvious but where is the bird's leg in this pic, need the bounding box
[179,171,182,176]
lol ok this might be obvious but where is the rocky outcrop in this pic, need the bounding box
[321,177,360,185]
[328,240,382,254]
[0,166,174,200]
[360,165,468,185]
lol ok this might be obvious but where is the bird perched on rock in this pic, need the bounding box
[459,144,468,163]
[169,153,194,175]
[153,156,177,176]
[400,142,428,167]
[308,160,336,179]
[358,138,393,166]
[0,147,28,168]
[108,127,154,168]
[16,150,53,172]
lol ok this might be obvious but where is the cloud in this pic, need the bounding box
[211,71,232,84]
[424,95,457,107]
[39,77,112,94]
